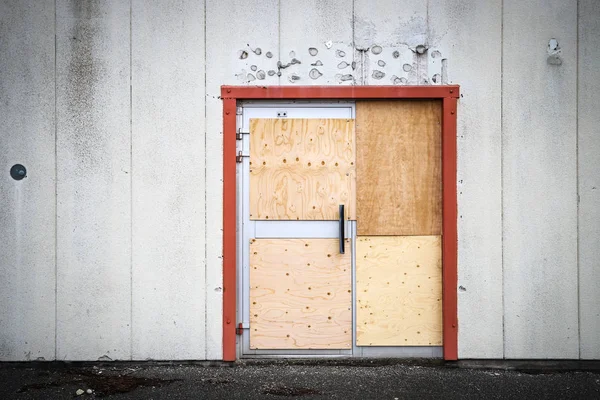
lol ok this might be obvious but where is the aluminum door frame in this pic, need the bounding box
[238,103,355,357]
[237,102,442,359]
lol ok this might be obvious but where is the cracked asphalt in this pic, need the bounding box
[1,359,599,399]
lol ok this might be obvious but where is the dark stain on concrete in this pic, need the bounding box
[65,16,107,171]
[17,369,180,397]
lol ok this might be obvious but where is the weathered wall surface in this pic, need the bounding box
[0,0,598,360]
[429,0,504,359]
[578,0,600,360]
[503,0,579,359]
[131,0,207,361]
[55,0,132,362]
[0,0,56,361]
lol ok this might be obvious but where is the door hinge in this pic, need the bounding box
[236,128,249,140]
[277,111,287,118]
[236,107,243,115]
[236,151,249,163]
[236,323,244,335]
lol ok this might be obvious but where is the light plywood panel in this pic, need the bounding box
[356,236,442,346]
[356,100,442,236]
[250,119,356,220]
[250,239,351,349]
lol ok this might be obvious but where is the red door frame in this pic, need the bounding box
[221,85,459,361]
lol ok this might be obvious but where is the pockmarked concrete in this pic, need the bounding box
[0,360,599,399]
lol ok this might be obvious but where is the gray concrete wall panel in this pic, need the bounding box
[0,0,57,361]
[279,0,354,85]
[55,0,132,361]
[502,0,579,359]
[205,0,280,360]
[1,0,599,361]
[353,0,428,85]
[429,0,504,358]
[131,0,207,360]
[578,0,600,360]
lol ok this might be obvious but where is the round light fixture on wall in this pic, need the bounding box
[10,164,27,180]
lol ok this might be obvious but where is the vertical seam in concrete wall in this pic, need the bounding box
[500,0,506,359]
[426,0,430,46]
[352,0,355,85]
[204,0,208,360]
[129,0,134,361]
[576,0,581,360]
[54,0,58,361]
[278,0,281,85]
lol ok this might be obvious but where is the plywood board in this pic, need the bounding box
[250,118,356,220]
[250,239,352,349]
[356,236,442,346]
[356,100,441,236]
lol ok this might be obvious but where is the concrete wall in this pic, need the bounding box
[0,0,599,360]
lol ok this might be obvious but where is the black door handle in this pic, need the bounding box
[339,204,345,254]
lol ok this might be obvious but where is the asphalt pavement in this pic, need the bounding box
[1,359,598,399]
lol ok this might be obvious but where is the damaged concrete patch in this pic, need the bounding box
[309,69,322,80]
[277,59,301,70]
[371,70,385,80]
[547,38,563,65]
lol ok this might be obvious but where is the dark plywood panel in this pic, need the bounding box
[356,100,442,236]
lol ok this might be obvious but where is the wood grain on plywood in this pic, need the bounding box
[250,238,352,349]
[356,100,442,235]
[356,236,442,346]
[250,118,356,220]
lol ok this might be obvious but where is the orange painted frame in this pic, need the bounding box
[221,85,459,361]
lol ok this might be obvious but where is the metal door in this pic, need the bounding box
[238,104,355,356]
[237,102,443,358]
